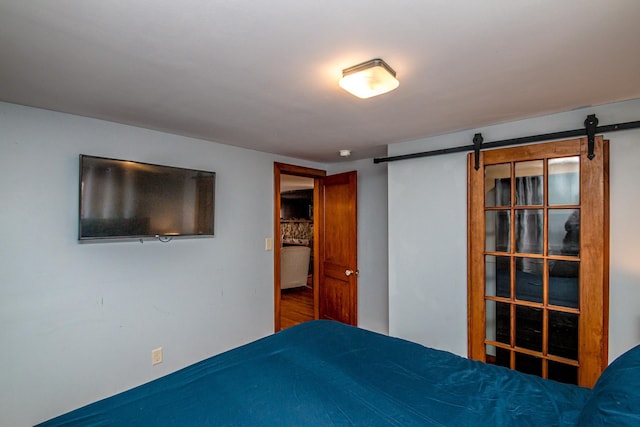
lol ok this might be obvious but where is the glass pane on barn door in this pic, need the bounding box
[515,257,543,303]
[548,311,579,360]
[485,300,497,342]
[548,157,579,205]
[485,163,511,207]
[516,353,542,377]
[549,260,579,308]
[515,209,543,254]
[486,255,510,298]
[486,300,511,345]
[486,344,510,368]
[515,306,543,352]
[515,160,543,206]
[548,361,578,385]
[486,210,511,252]
[549,209,580,256]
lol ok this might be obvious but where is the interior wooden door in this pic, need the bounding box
[319,171,358,325]
[467,137,609,388]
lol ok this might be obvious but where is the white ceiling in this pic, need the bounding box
[1,1,639,163]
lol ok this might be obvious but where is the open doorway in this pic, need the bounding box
[274,163,325,331]
[279,173,314,329]
[274,162,358,331]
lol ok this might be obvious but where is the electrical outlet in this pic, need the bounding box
[151,347,163,365]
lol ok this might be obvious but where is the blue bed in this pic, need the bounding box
[37,320,640,426]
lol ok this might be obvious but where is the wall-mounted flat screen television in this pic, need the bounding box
[79,155,215,240]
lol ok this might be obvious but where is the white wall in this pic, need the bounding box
[0,102,328,426]
[329,159,389,334]
[388,98,640,361]
[0,102,391,426]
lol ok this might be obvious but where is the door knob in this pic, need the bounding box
[345,269,359,277]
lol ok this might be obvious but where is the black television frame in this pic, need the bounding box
[78,154,216,241]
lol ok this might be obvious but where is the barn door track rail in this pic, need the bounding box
[373,114,640,168]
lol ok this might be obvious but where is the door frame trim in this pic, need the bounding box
[274,162,326,332]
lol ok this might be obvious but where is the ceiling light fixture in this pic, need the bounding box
[339,58,399,99]
[339,149,352,157]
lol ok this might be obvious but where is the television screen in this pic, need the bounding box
[79,155,215,240]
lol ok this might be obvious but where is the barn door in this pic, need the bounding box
[468,137,609,387]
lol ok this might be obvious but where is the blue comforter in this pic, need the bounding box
[38,320,593,426]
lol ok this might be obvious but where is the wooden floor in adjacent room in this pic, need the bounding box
[280,286,314,330]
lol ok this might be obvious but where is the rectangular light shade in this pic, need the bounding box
[339,59,399,99]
